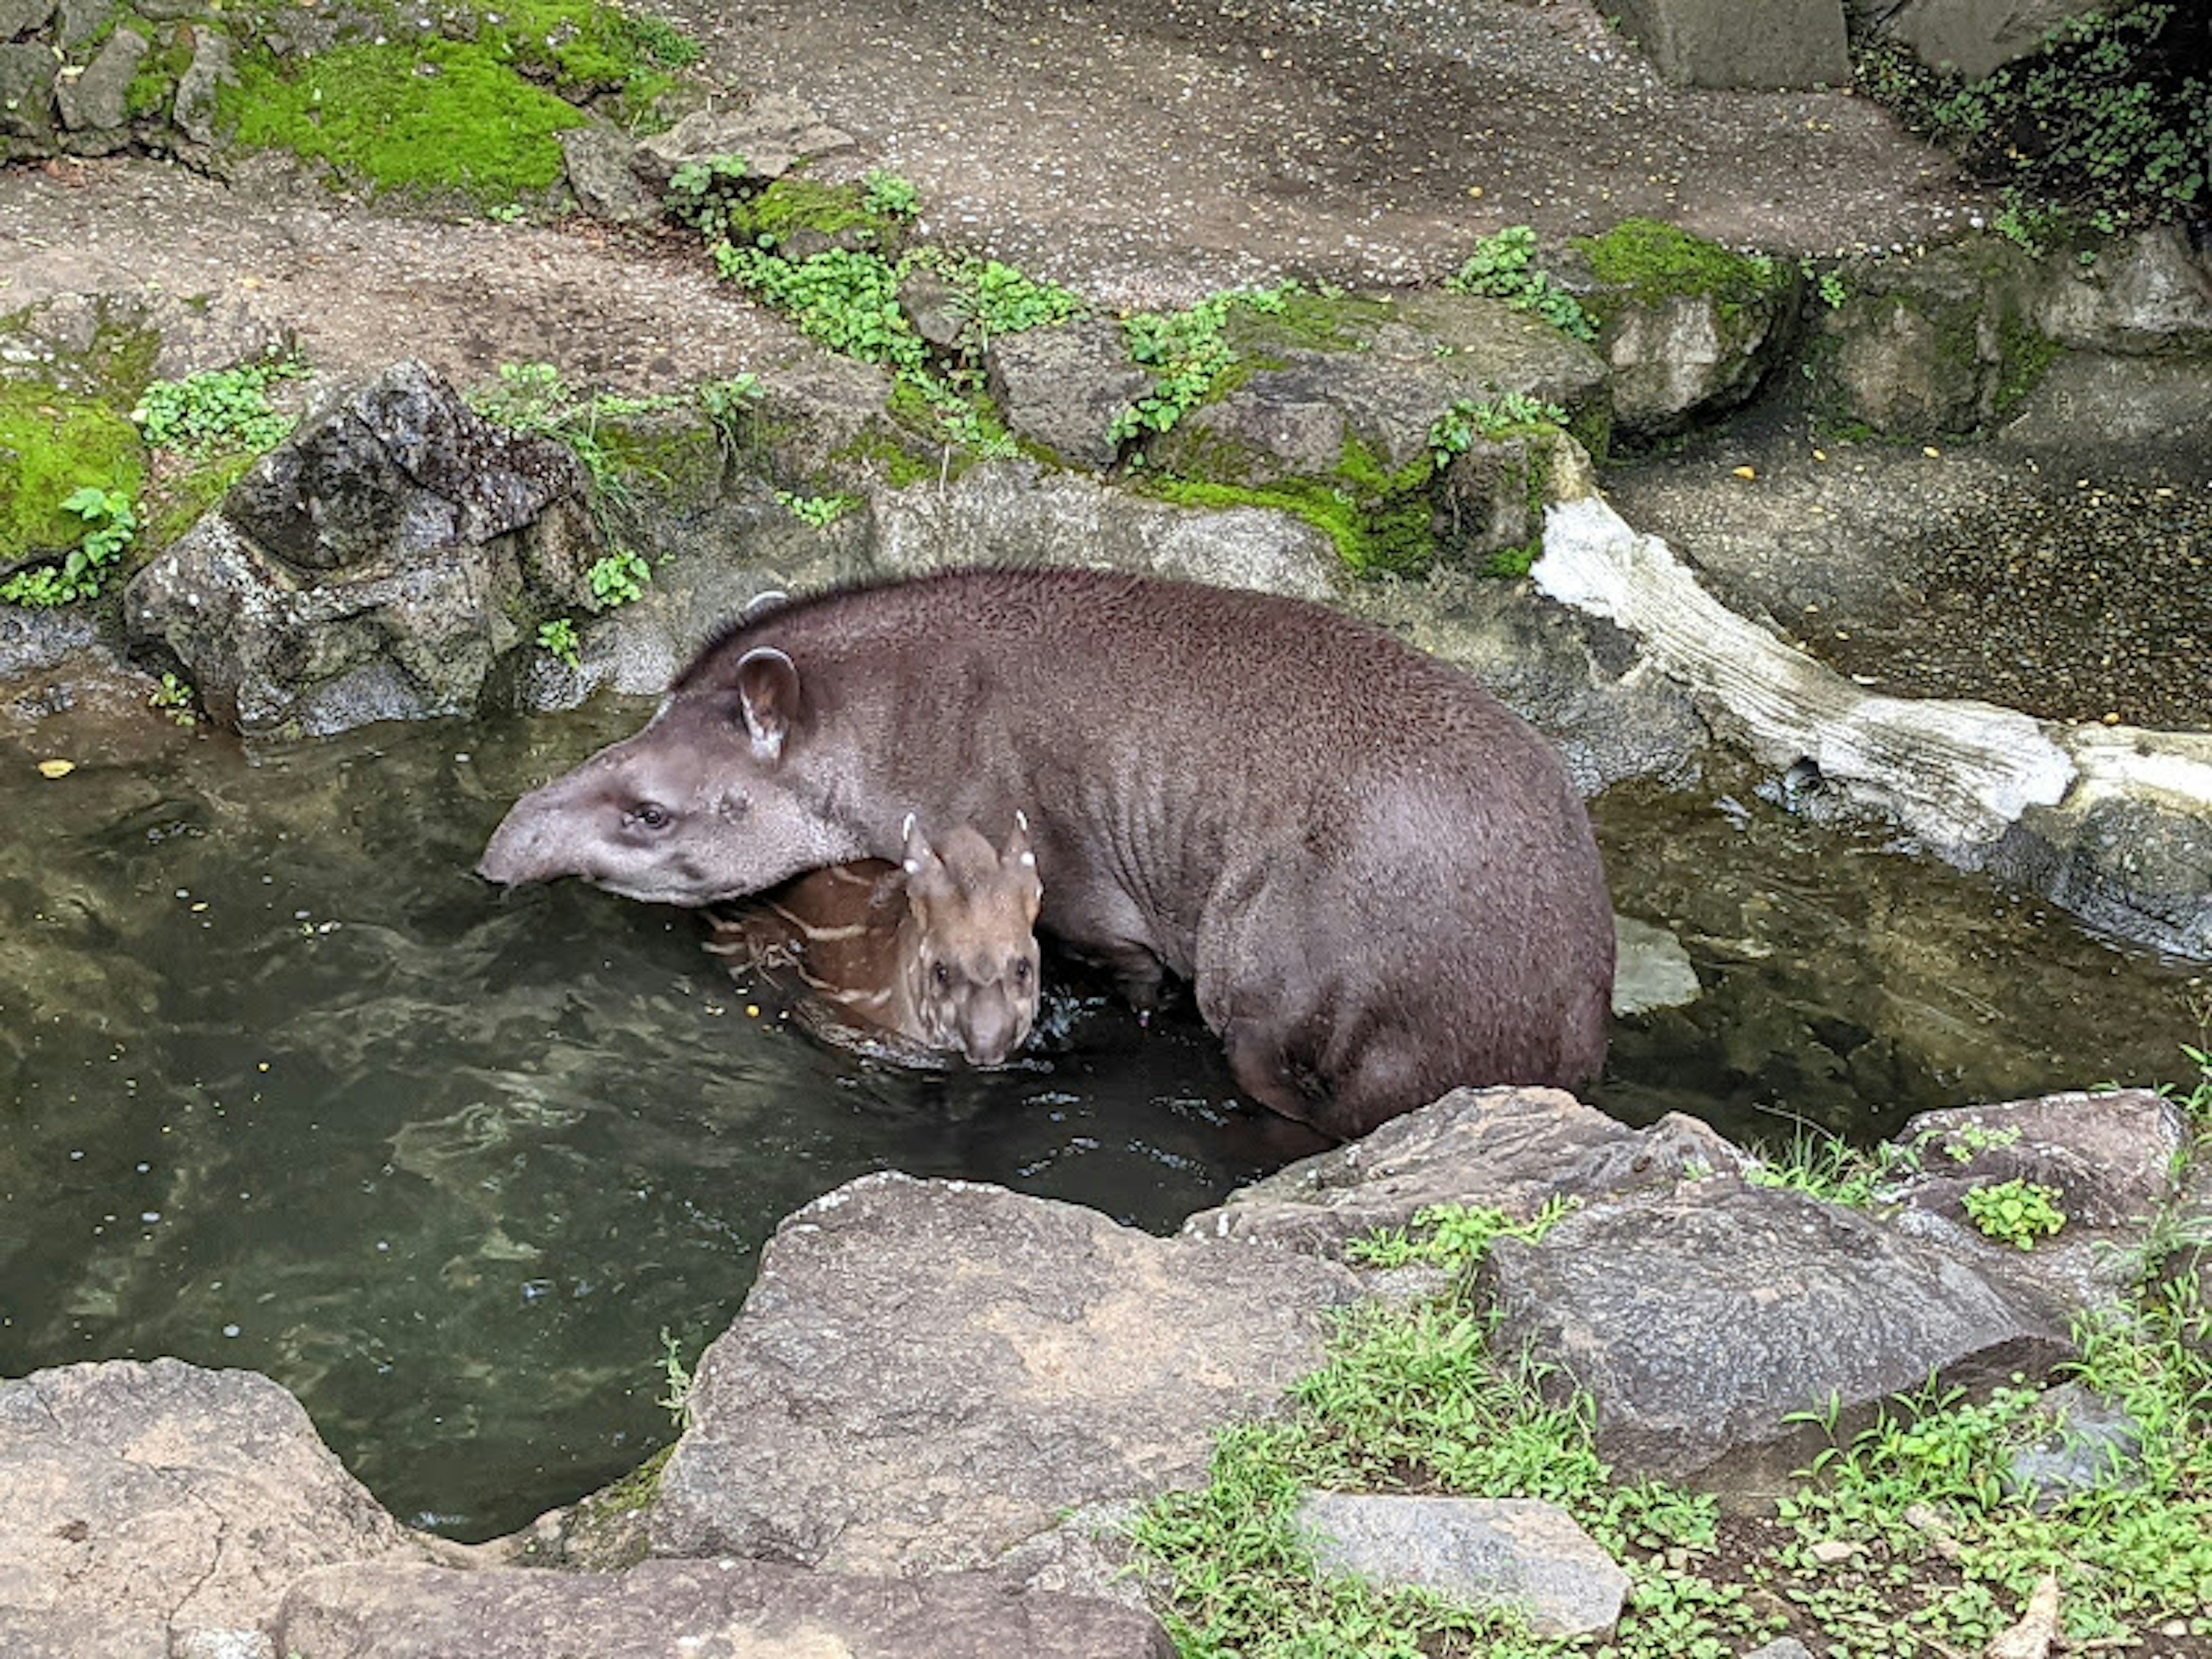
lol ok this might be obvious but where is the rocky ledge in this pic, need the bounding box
[2,1082,2197,1656]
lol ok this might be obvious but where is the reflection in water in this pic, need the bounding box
[0,706,2200,1539]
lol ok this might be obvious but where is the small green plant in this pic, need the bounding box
[1109,282,1301,449]
[1346,1196,1577,1272]
[715,246,929,371]
[776,490,860,528]
[862,169,922,221]
[486,202,528,224]
[1,487,139,608]
[1426,391,1571,470]
[1445,225,1598,343]
[1800,260,1850,309]
[133,355,310,457]
[536,617,581,668]
[147,671,199,727]
[665,154,755,240]
[1855,4,2208,236]
[588,548,651,608]
[655,1327,696,1430]
[1961,1177,2068,1249]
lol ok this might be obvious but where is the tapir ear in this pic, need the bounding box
[734,646,801,762]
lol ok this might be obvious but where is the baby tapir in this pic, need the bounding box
[478,568,1615,1142]
[704,814,1044,1067]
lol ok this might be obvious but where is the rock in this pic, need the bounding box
[635,93,855,192]
[1745,1638,1817,1659]
[897,267,968,354]
[1183,1086,1750,1256]
[51,0,104,48]
[1292,1493,1629,1637]
[273,1557,1174,1659]
[1887,0,2115,81]
[1156,290,1609,484]
[1571,220,1801,438]
[1612,914,1701,1014]
[0,43,59,144]
[1816,238,2051,438]
[2002,1382,2143,1509]
[1478,1177,2072,1497]
[1889,1089,2190,1315]
[1342,566,1707,795]
[986,319,1152,471]
[0,0,58,40]
[1896,1089,2188,1233]
[2034,227,2212,355]
[1610,0,1850,88]
[650,1172,1362,1574]
[868,460,1341,601]
[1435,427,1584,570]
[124,359,601,736]
[52,22,145,134]
[0,1359,419,1659]
[172,26,232,149]
[1991,730,2212,963]
[560,123,661,225]
[2001,352,2212,465]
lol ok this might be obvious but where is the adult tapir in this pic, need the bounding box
[478,569,1615,1141]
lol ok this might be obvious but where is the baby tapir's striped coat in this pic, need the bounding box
[478,569,1614,1141]
[704,816,1043,1067]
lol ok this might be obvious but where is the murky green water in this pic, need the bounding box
[0,703,2200,1539]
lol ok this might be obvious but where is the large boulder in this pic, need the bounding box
[1876,0,2119,81]
[124,360,601,737]
[986,320,1152,472]
[1477,1177,2073,1498]
[274,1557,1173,1659]
[1183,1085,1749,1257]
[0,1359,421,1658]
[1611,0,1851,88]
[650,1172,1362,1574]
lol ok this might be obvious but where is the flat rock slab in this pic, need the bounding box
[651,1172,1362,1574]
[0,1358,416,1659]
[1479,1178,2071,1498]
[1183,1085,1748,1256]
[1294,1493,1628,1637]
[274,1557,1173,1659]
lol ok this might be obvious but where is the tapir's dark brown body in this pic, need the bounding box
[703,817,1044,1067]
[478,569,1615,1140]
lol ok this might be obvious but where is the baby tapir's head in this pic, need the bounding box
[899,813,1044,1067]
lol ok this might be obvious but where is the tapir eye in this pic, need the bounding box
[1010,958,1033,986]
[931,962,952,990]
[627,802,671,831]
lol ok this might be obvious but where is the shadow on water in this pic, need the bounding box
[0,703,2200,1538]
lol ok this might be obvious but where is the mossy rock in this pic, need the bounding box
[1812,236,2058,440]
[728,177,909,259]
[0,379,148,563]
[1570,219,1801,439]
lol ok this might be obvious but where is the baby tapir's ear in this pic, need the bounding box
[901,813,951,923]
[733,647,801,762]
[1003,809,1042,916]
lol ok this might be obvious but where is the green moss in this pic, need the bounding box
[1575,218,1787,309]
[829,423,937,488]
[0,381,149,560]
[145,450,259,548]
[1993,309,2063,417]
[221,36,590,202]
[730,177,891,245]
[590,412,729,499]
[1145,429,1441,578]
[1224,289,1398,356]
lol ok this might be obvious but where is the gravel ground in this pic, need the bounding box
[657,0,1991,306]
[1605,427,2212,734]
